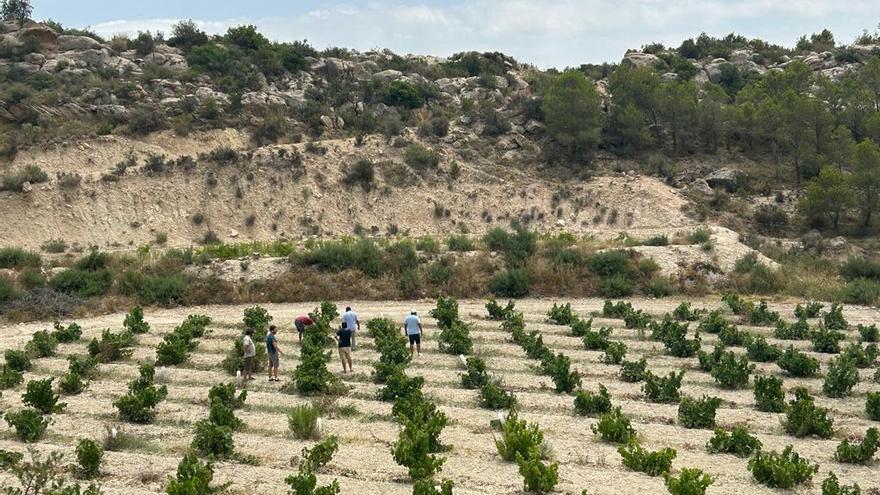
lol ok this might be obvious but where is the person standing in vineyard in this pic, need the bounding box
[341,306,360,349]
[335,321,354,373]
[266,325,283,382]
[241,328,256,386]
[293,314,314,344]
[403,310,423,358]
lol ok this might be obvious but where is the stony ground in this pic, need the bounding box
[0,298,878,495]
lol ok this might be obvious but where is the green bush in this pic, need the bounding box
[784,388,834,438]
[643,370,685,403]
[823,357,859,398]
[841,342,878,368]
[841,256,880,281]
[52,321,82,343]
[4,349,31,372]
[602,341,628,364]
[0,449,23,469]
[718,326,748,347]
[821,472,861,495]
[620,358,647,382]
[823,303,848,330]
[489,269,530,297]
[26,330,57,358]
[678,395,722,429]
[710,352,754,389]
[486,298,516,320]
[748,445,818,488]
[495,411,546,461]
[88,329,135,363]
[672,303,706,321]
[868,392,880,421]
[602,300,634,318]
[591,407,635,444]
[748,301,780,326]
[191,419,234,458]
[812,326,844,353]
[574,384,612,416]
[859,324,878,342]
[777,346,819,377]
[515,453,558,494]
[582,325,612,350]
[114,364,168,424]
[378,80,425,109]
[598,273,635,297]
[289,403,321,440]
[588,251,631,277]
[0,165,49,192]
[404,144,440,170]
[343,159,376,192]
[843,278,880,305]
[378,370,424,402]
[446,234,474,252]
[243,306,272,332]
[0,366,24,389]
[68,355,99,378]
[297,238,385,277]
[438,320,473,355]
[208,398,243,431]
[460,357,489,389]
[479,380,517,410]
[166,452,217,495]
[834,427,878,464]
[795,301,824,319]
[664,468,713,495]
[392,421,445,480]
[706,426,762,457]
[0,247,41,269]
[50,268,112,298]
[59,372,86,395]
[745,335,781,362]
[774,318,811,340]
[540,353,581,393]
[547,302,576,325]
[123,306,150,334]
[570,318,592,337]
[22,378,65,414]
[618,439,676,476]
[75,438,103,479]
[4,409,49,442]
[753,375,785,413]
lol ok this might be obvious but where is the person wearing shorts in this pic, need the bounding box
[403,310,423,358]
[294,314,314,344]
[266,325,283,382]
[335,321,354,373]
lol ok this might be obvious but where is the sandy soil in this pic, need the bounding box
[0,298,878,494]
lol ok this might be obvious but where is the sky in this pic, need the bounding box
[32,0,880,69]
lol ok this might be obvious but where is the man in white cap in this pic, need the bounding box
[403,309,424,358]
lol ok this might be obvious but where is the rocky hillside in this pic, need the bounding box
[2,21,879,261]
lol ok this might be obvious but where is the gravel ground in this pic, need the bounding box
[0,298,878,495]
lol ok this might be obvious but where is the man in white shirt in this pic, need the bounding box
[241,328,256,386]
[342,306,360,349]
[403,309,424,357]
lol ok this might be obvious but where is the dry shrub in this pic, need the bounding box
[446,256,496,298]
[268,268,399,302]
[186,277,238,305]
[525,257,595,297]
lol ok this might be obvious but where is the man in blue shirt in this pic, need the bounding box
[403,310,424,358]
[266,325,283,382]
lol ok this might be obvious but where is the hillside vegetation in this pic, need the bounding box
[2,8,880,319]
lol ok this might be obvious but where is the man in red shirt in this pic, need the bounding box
[294,314,314,343]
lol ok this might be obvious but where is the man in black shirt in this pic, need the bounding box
[335,321,354,373]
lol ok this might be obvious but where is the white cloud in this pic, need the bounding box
[84,0,880,68]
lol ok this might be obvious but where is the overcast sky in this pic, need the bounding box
[32,0,880,68]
